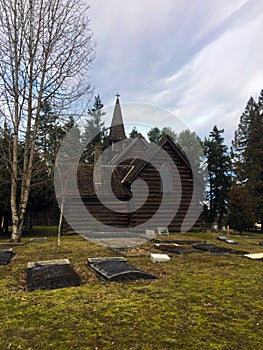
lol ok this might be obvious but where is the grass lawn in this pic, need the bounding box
[1,228,263,349]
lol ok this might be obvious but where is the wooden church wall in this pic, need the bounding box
[62,141,201,235]
[128,142,199,232]
[62,195,130,235]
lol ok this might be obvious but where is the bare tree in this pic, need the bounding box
[0,0,95,242]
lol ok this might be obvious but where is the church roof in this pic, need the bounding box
[108,134,149,165]
[109,95,126,142]
[121,134,192,184]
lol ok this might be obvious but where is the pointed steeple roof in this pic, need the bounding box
[109,94,126,143]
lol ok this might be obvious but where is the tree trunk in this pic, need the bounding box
[57,201,64,251]
[0,0,94,243]
[10,218,24,242]
[0,215,3,234]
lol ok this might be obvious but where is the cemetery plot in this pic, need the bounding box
[112,247,152,257]
[157,227,169,235]
[0,249,14,265]
[244,253,263,260]
[87,257,156,282]
[192,243,248,255]
[26,259,81,291]
[145,229,156,238]
[225,239,238,244]
[217,236,228,241]
[150,253,170,262]
[154,243,200,255]
[29,237,48,243]
[154,239,206,245]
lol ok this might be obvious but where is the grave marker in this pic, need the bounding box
[29,237,48,243]
[157,227,169,236]
[193,243,248,255]
[26,259,81,291]
[225,239,238,244]
[0,249,14,265]
[145,229,155,238]
[217,236,228,241]
[244,253,263,260]
[155,243,198,255]
[88,257,156,282]
[150,253,170,262]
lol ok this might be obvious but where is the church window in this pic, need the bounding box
[160,164,172,193]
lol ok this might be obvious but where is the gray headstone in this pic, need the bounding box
[217,236,228,241]
[0,249,14,265]
[150,253,170,262]
[87,257,156,282]
[244,253,263,260]
[192,243,248,255]
[145,229,155,238]
[157,227,169,235]
[29,237,48,243]
[26,259,81,291]
[225,239,238,244]
[155,243,198,255]
[154,239,206,245]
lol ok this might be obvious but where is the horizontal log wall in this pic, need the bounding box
[62,139,202,234]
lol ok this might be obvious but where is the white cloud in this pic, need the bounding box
[87,0,263,143]
[171,10,263,141]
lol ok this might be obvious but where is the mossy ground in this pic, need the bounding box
[1,228,263,349]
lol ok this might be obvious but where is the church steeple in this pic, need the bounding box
[109,93,126,144]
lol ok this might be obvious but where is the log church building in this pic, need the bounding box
[62,96,200,235]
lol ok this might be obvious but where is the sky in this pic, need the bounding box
[87,0,263,143]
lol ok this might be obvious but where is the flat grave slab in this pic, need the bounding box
[150,253,170,262]
[244,253,263,260]
[192,243,248,255]
[155,243,199,255]
[145,229,156,238]
[87,257,156,282]
[29,237,48,243]
[225,239,238,244]
[0,242,27,247]
[154,239,206,245]
[0,249,14,265]
[157,227,169,235]
[26,259,81,291]
[112,247,151,257]
[217,236,228,241]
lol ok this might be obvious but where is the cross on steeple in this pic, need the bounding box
[109,93,126,143]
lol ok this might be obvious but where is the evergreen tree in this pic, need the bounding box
[30,103,76,217]
[161,126,177,141]
[37,102,74,167]
[203,126,231,229]
[147,126,176,143]
[147,127,162,143]
[81,94,107,163]
[129,126,139,138]
[232,90,263,229]
[177,129,204,174]
[227,183,256,234]
[231,96,259,182]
